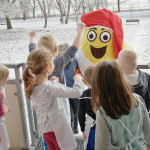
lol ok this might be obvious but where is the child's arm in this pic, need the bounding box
[57,23,85,68]
[95,111,111,150]
[143,106,150,145]
[82,132,86,140]
[72,23,85,48]
[29,31,37,52]
[3,105,10,115]
[0,95,4,117]
[51,74,85,98]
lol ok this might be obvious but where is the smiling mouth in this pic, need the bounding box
[90,45,107,59]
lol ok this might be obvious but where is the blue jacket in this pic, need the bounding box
[64,58,78,87]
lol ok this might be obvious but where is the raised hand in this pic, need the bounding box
[77,22,85,32]
[29,31,36,38]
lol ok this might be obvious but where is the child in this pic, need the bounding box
[29,23,85,84]
[64,58,80,134]
[118,49,150,116]
[92,60,150,150]
[23,49,85,150]
[78,66,96,150]
[0,64,10,150]
[29,23,85,123]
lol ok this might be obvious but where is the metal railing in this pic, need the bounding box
[4,63,150,150]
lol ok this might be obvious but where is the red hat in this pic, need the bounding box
[81,9,123,58]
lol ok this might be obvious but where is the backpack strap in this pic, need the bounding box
[118,97,144,150]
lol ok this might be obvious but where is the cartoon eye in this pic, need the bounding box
[87,30,97,42]
[100,31,111,43]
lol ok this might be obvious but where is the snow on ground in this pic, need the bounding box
[0,10,150,66]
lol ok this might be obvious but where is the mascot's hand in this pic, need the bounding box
[73,73,83,81]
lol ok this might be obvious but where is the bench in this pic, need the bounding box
[126,19,139,24]
[68,16,76,21]
[0,20,6,25]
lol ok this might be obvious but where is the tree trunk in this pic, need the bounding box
[5,16,12,29]
[60,14,64,24]
[23,12,27,20]
[82,0,86,13]
[96,0,100,10]
[65,0,71,24]
[44,13,47,28]
[118,0,120,12]
[33,9,35,18]
[75,13,79,23]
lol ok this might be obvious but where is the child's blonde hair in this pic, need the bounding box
[84,66,94,86]
[118,49,137,72]
[0,64,9,85]
[23,49,53,98]
[37,35,58,56]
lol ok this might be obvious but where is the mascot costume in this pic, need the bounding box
[76,8,127,74]
[76,8,128,149]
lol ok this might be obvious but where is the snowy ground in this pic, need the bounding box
[0,10,150,65]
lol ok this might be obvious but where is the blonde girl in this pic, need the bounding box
[29,23,85,124]
[0,64,10,150]
[23,49,85,150]
[92,60,150,150]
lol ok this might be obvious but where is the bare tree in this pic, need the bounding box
[55,0,66,24]
[38,0,53,28]
[30,0,36,18]
[47,0,54,17]
[85,0,96,12]
[0,0,19,29]
[19,0,30,20]
[99,0,108,8]
[82,0,86,14]
[71,0,83,23]
[95,0,100,10]
[65,0,71,24]
[117,0,120,12]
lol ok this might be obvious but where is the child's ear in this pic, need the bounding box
[45,65,50,72]
[55,47,58,52]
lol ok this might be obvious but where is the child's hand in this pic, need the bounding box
[82,132,86,140]
[77,22,85,32]
[50,76,59,82]
[147,146,150,150]
[73,74,83,81]
[3,105,10,115]
[29,31,36,38]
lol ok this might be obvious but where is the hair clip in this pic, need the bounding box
[28,68,36,79]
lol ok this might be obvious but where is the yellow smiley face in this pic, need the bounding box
[81,27,115,65]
